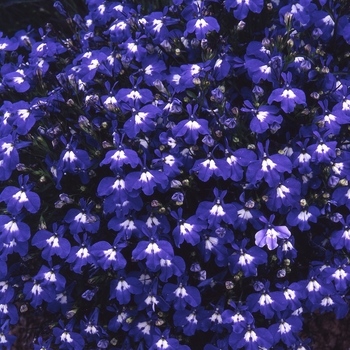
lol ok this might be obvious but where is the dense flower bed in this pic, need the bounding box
[1,0,350,348]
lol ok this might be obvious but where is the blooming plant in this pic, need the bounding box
[1,0,350,349]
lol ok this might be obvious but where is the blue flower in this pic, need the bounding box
[66,236,95,273]
[171,104,209,145]
[0,213,30,244]
[0,320,16,350]
[229,323,274,350]
[53,320,85,350]
[268,72,307,113]
[255,214,291,250]
[64,198,100,234]
[171,208,206,247]
[32,223,71,261]
[90,240,127,271]
[109,272,143,304]
[286,202,320,231]
[241,100,283,134]
[185,15,220,40]
[132,226,174,271]
[225,0,263,20]
[23,279,55,308]
[0,174,40,214]
[162,275,201,310]
[330,214,350,251]
[222,301,254,334]
[196,188,237,229]
[228,238,268,277]
[246,141,292,187]
[268,312,303,347]
[34,336,53,350]
[158,255,186,282]
[246,281,288,319]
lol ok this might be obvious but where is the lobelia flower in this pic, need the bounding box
[134,279,170,312]
[162,275,201,310]
[268,72,307,113]
[149,328,190,350]
[173,307,210,336]
[170,208,206,247]
[100,133,140,172]
[234,195,263,232]
[80,308,106,343]
[275,281,303,311]
[122,102,162,139]
[32,223,71,261]
[196,188,237,229]
[0,212,30,244]
[306,132,337,164]
[109,271,143,305]
[228,322,274,350]
[152,149,183,178]
[0,320,17,350]
[53,320,85,350]
[34,264,66,291]
[228,238,268,277]
[64,198,100,234]
[23,279,55,308]
[286,201,320,231]
[124,165,169,196]
[268,311,303,347]
[184,13,220,40]
[264,177,301,213]
[291,139,313,174]
[241,100,283,134]
[144,9,179,45]
[277,236,298,263]
[255,214,292,250]
[246,281,288,319]
[132,226,174,271]
[225,0,264,20]
[33,336,53,350]
[0,174,40,214]
[330,214,350,251]
[198,229,228,266]
[0,134,31,181]
[171,104,210,145]
[246,141,292,187]
[90,240,127,271]
[66,235,95,273]
[322,258,350,292]
[57,137,91,182]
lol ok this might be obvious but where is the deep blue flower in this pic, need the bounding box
[185,15,220,40]
[225,0,264,20]
[134,279,170,312]
[229,322,274,350]
[23,279,55,308]
[109,272,143,304]
[228,238,268,277]
[132,226,174,271]
[246,281,288,319]
[32,223,71,261]
[268,72,307,113]
[171,104,209,145]
[322,258,350,292]
[0,320,16,350]
[162,275,201,310]
[286,202,320,231]
[306,133,337,164]
[0,212,30,244]
[330,214,350,251]
[241,100,283,134]
[198,230,228,266]
[53,320,85,350]
[171,208,206,247]
[90,240,127,271]
[34,336,53,350]
[268,312,303,347]
[0,174,40,214]
[196,188,237,229]
[222,301,254,334]
[246,141,292,187]
[64,198,100,234]
[66,236,95,273]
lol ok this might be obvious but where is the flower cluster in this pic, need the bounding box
[1,0,350,349]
